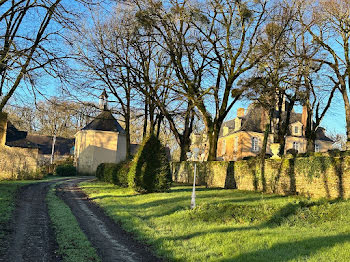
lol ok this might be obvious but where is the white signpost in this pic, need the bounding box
[187,147,201,209]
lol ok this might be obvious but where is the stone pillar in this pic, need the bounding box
[0,112,8,146]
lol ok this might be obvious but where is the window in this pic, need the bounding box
[315,144,320,152]
[252,137,259,152]
[221,140,226,155]
[294,126,299,135]
[293,142,299,152]
[234,137,239,152]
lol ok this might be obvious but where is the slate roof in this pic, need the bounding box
[5,122,38,149]
[6,122,27,142]
[26,135,74,155]
[82,110,125,133]
[220,103,333,142]
[5,121,74,154]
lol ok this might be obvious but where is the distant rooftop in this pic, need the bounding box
[82,110,125,133]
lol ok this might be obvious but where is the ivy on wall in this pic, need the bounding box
[171,153,350,199]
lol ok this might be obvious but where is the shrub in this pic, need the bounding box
[128,134,172,193]
[96,163,105,180]
[102,163,116,184]
[95,163,115,183]
[114,160,131,187]
[55,164,77,177]
[95,161,131,187]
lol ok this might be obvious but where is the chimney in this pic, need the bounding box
[237,108,245,118]
[0,112,8,146]
[234,117,242,131]
[302,105,307,129]
[223,126,229,136]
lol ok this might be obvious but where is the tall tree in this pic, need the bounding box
[136,0,279,160]
[299,0,350,144]
[0,0,100,112]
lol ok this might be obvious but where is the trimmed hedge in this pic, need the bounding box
[128,134,172,193]
[95,161,130,187]
[55,164,77,176]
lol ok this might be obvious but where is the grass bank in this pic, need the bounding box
[47,184,100,262]
[80,181,350,261]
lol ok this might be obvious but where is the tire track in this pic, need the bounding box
[56,178,162,262]
[1,181,62,262]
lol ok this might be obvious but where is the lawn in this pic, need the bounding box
[80,181,350,262]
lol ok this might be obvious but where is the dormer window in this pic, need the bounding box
[291,122,303,137]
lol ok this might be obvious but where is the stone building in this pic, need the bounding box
[191,102,334,161]
[74,91,127,174]
[0,111,75,179]
[0,112,39,179]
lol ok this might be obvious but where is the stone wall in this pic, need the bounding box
[0,112,7,146]
[171,154,350,199]
[0,145,40,180]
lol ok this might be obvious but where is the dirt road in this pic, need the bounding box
[1,180,61,262]
[57,178,162,262]
[1,177,162,262]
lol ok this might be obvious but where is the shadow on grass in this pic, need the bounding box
[221,232,350,262]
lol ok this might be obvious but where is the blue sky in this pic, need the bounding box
[4,0,348,137]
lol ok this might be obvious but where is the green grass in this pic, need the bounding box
[46,184,101,262]
[80,181,350,261]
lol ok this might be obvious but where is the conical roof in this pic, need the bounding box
[82,110,125,133]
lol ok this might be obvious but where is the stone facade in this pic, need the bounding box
[75,129,126,175]
[213,103,333,160]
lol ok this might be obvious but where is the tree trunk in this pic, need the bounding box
[179,136,191,161]
[341,87,350,142]
[207,123,220,161]
[304,103,314,153]
[278,99,295,155]
[143,95,148,139]
[156,114,163,138]
[260,108,273,192]
[125,106,131,159]
[149,98,155,135]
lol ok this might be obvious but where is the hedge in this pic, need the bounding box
[55,164,77,177]
[95,160,130,187]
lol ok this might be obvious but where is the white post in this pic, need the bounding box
[50,135,56,164]
[191,162,197,209]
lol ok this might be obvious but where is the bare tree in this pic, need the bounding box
[0,0,99,112]
[299,0,350,144]
[73,2,197,160]
[135,0,281,160]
